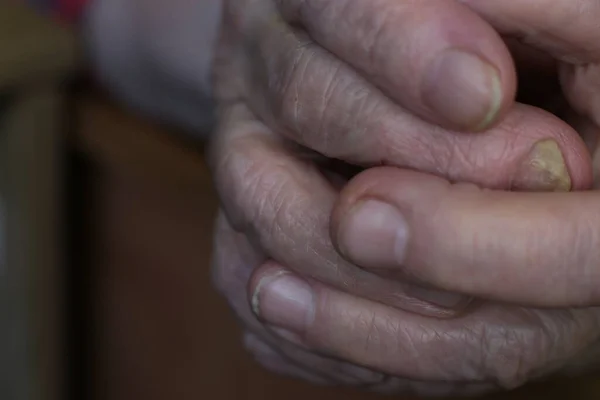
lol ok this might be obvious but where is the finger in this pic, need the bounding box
[332,167,600,307]
[246,19,591,191]
[273,0,516,131]
[460,0,600,64]
[246,327,386,386]
[560,63,600,132]
[209,100,473,315]
[212,214,388,386]
[249,262,600,387]
[249,262,470,382]
[464,1,600,150]
[242,331,332,385]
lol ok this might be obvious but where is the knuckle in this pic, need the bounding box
[441,133,519,187]
[239,160,281,233]
[476,321,550,389]
[303,0,397,74]
[212,133,276,231]
[275,42,317,134]
[229,145,304,248]
[376,120,446,172]
[210,114,317,259]
[274,40,363,156]
[210,215,246,297]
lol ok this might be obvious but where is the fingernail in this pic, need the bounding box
[405,284,472,309]
[422,49,502,131]
[513,139,572,192]
[252,272,314,336]
[337,199,409,268]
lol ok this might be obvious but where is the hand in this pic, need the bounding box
[210,0,597,395]
[232,1,600,395]
[460,0,600,183]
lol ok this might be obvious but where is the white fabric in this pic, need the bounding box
[84,0,222,136]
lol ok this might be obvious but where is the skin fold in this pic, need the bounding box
[87,0,600,396]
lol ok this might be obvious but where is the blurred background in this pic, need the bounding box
[3,2,600,400]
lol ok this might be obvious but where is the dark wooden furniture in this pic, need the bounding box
[0,4,77,400]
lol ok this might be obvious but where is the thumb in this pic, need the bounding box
[461,0,600,187]
[460,0,600,125]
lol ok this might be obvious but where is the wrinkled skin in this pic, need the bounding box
[209,0,600,396]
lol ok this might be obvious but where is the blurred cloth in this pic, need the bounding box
[15,0,219,137]
[84,0,220,137]
[16,0,88,22]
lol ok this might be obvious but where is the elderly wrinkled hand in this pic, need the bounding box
[210,0,600,396]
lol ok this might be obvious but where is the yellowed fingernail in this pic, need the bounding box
[473,70,502,131]
[513,139,572,192]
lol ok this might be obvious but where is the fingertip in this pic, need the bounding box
[248,262,315,340]
[248,261,290,318]
[418,2,517,132]
[331,168,444,249]
[332,168,473,312]
[333,167,600,306]
[281,0,518,133]
[422,47,515,133]
[522,110,595,192]
[450,2,519,133]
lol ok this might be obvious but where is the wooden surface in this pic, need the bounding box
[0,4,77,400]
[75,94,600,400]
[1,86,65,400]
